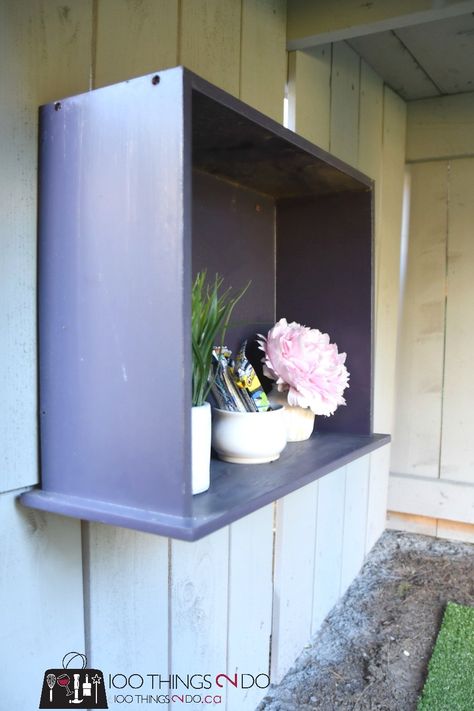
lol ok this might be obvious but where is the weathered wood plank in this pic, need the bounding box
[0,0,92,493]
[388,472,474,524]
[329,42,360,167]
[287,46,331,149]
[85,523,169,670]
[387,511,474,542]
[349,30,440,101]
[170,528,230,708]
[287,0,474,49]
[340,455,370,594]
[396,15,474,97]
[387,510,438,536]
[358,60,383,180]
[0,492,84,709]
[311,465,346,634]
[359,59,383,290]
[407,93,474,162]
[436,518,474,543]
[373,87,406,434]
[366,445,391,552]
[440,158,474,483]
[13,0,93,102]
[95,0,179,88]
[271,483,318,683]
[240,0,286,122]
[180,0,241,96]
[358,61,384,397]
[226,506,274,711]
[391,161,447,477]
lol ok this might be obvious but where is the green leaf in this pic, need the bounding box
[191,271,250,406]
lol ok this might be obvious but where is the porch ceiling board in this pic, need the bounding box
[288,1,474,101]
[396,13,474,95]
[287,0,474,50]
[348,31,441,101]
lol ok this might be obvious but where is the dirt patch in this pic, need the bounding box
[257,530,474,711]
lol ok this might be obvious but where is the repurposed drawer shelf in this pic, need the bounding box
[20,66,390,541]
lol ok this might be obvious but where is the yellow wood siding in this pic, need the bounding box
[95,0,179,88]
[440,158,474,484]
[391,162,448,478]
[287,46,331,148]
[329,42,360,166]
[390,93,474,537]
[407,93,474,161]
[375,87,406,433]
[240,0,287,122]
[180,0,242,95]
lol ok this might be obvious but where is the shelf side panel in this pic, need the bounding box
[276,191,373,434]
[38,69,191,516]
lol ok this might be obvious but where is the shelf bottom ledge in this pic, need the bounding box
[20,432,391,541]
[19,489,199,540]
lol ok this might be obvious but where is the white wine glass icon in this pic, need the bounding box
[46,674,56,702]
[57,673,74,697]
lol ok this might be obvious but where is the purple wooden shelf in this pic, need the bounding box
[19,65,381,540]
[21,432,389,540]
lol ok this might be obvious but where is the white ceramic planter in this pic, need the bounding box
[191,402,211,494]
[211,406,287,464]
[268,386,316,442]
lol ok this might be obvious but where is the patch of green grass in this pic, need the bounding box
[418,602,474,711]
[397,581,412,598]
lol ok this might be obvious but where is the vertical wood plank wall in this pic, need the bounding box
[0,4,404,710]
[0,3,92,706]
[389,93,474,540]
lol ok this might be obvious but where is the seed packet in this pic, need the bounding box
[232,340,270,412]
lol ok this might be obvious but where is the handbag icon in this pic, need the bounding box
[39,652,108,709]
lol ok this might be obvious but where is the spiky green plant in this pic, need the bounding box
[192,272,249,407]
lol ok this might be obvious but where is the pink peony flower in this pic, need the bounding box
[258,318,350,417]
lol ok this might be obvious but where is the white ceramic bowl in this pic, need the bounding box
[211,406,287,464]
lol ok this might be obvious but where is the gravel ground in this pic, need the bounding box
[257,530,474,711]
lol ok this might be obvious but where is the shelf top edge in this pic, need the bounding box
[185,67,373,190]
[38,64,373,194]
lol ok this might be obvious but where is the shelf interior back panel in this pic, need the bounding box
[276,192,373,435]
[192,169,276,356]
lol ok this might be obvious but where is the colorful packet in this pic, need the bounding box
[211,347,248,412]
[232,340,270,412]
